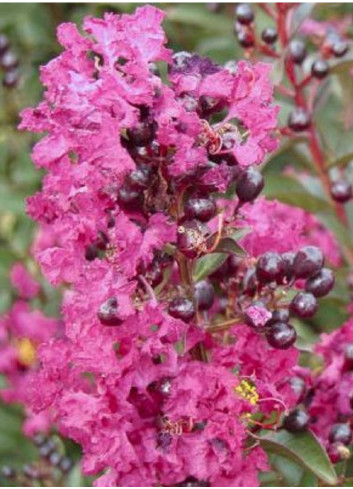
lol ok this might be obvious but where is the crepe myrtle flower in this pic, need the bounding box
[16,5,338,486]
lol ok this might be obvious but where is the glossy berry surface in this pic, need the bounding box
[256,252,284,283]
[327,443,344,464]
[1,466,15,478]
[0,50,18,70]
[305,268,335,297]
[344,343,353,370]
[145,261,164,287]
[288,39,307,64]
[311,59,329,79]
[168,297,195,323]
[288,108,311,132]
[117,186,144,211]
[194,280,215,310]
[236,167,264,202]
[235,4,254,25]
[290,292,318,318]
[293,246,324,278]
[0,34,9,54]
[266,322,297,349]
[2,69,19,88]
[283,409,309,432]
[85,244,98,261]
[126,121,155,147]
[328,423,352,445]
[236,30,255,49]
[289,376,306,401]
[261,27,277,44]
[177,220,208,259]
[332,40,349,58]
[184,198,217,222]
[330,180,352,203]
[126,166,152,190]
[97,297,123,326]
[269,309,290,324]
[282,251,295,280]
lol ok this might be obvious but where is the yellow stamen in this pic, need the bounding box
[235,380,259,406]
[15,338,36,367]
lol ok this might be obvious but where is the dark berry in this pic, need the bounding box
[293,246,324,278]
[49,452,62,466]
[311,59,329,79]
[1,466,15,478]
[288,39,307,64]
[177,476,210,487]
[266,322,297,349]
[349,391,353,410]
[23,464,40,480]
[261,27,278,44]
[177,220,209,259]
[33,433,47,447]
[256,252,284,283]
[168,297,195,323]
[0,50,18,70]
[344,343,353,370]
[283,408,309,432]
[289,376,306,401]
[332,40,349,58]
[288,108,311,132]
[97,297,123,326]
[227,254,242,274]
[59,457,73,473]
[117,186,144,211]
[268,309,290,325]
[96,230,109,251]
[290,292,318,318]
[0,34,9,54]
[329,423,352,446]
[85,244,99,261]
[282,251,296,281]
[126,121,155,147]
[38,439,56,458]
[126,165,152,190]
[145,261,164,288]
[171,51,192,71]
[242,267,257,295]
[305,268,334,297]
[237,30,255,49]
[184,198,217,222]
[2,69,19,88]
[330,180,352,203]
[194,280,215,310]
[235,4,254,24]
[236,168,264,202]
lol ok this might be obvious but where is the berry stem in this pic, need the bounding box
[275,7,353,266]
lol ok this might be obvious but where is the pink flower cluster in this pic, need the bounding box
[15,5,339,486]
[0,263,61,436]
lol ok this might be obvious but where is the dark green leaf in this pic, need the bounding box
[259,429,337,485]
[216,237,246,256]
[193,252,227,282]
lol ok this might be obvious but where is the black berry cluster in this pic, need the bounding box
[0,33,19,88]
[0,433,73,486]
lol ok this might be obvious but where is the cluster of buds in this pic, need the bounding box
[0,33,19,88]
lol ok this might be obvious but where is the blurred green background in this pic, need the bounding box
[1,3,353,485]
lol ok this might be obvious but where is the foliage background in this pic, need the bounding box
[0,3,353,486]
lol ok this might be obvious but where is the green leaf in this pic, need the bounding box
[259,429,337,485]
[216,237,246,256]
[326,151,353,169]
[193,252,227,282]
[264,175,331,214]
